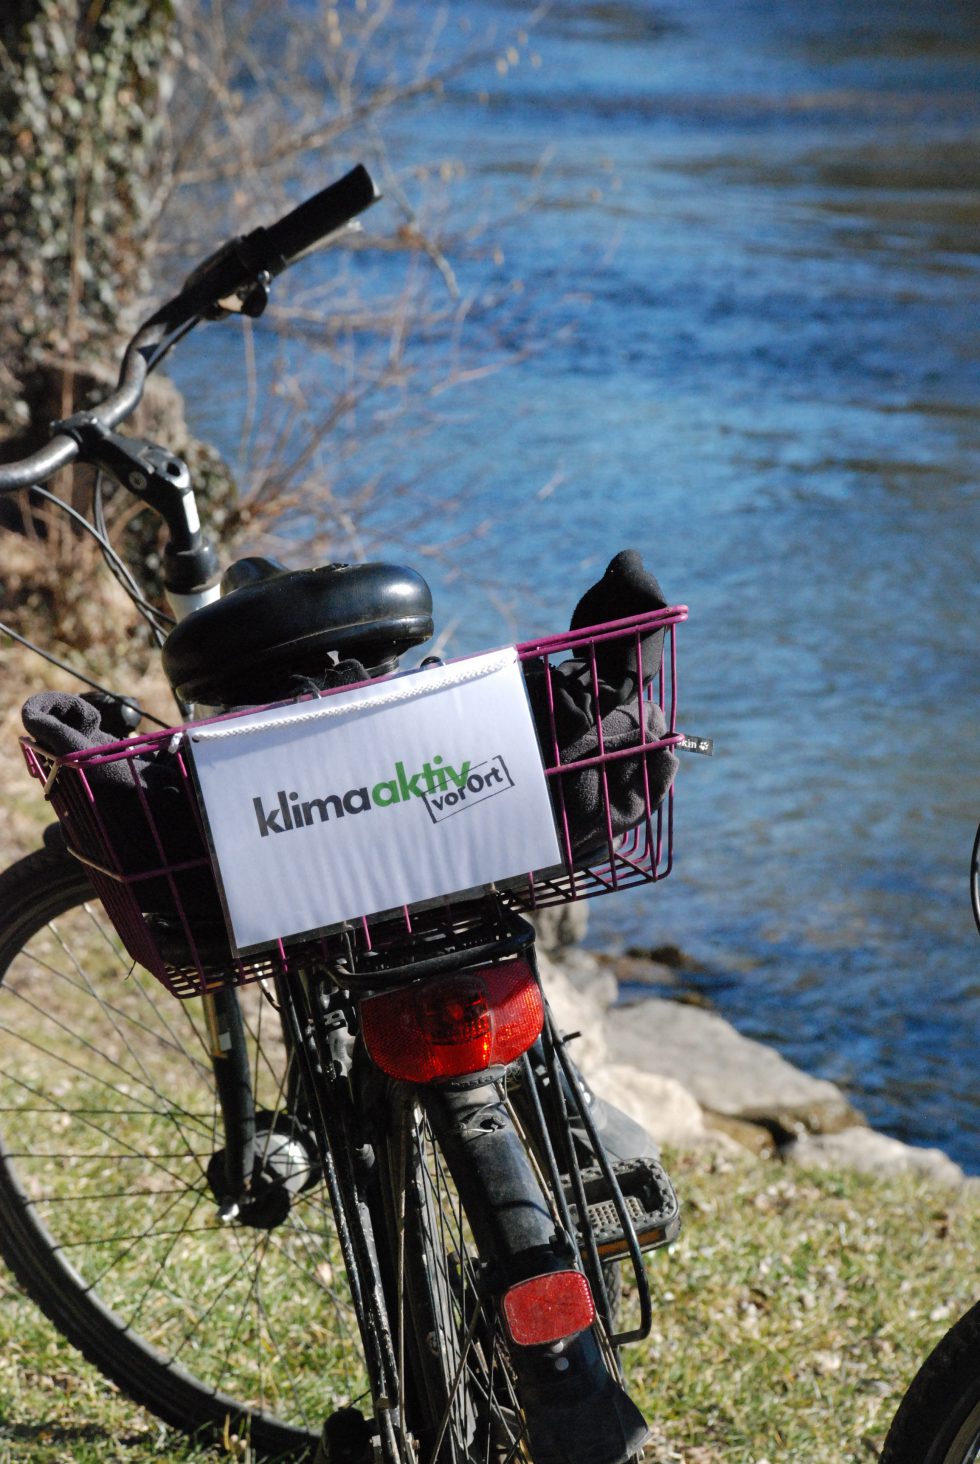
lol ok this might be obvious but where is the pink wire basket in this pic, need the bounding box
[21,607,687,999]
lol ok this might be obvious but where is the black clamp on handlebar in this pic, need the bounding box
[181,246,272,321]
[51,413,220,596]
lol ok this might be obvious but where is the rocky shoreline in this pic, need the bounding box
[533,912,969,1189]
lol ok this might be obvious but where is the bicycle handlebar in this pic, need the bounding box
[0,164,380,495]
[172,164,379,320]
[0,326,160,491]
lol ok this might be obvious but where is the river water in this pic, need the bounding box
[174,1,980,1169]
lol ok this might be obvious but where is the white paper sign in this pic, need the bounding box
[187,648,561,953]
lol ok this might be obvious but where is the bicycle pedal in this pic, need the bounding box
[562,1157,680,1261]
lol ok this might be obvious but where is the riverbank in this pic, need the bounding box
[1,1115,977,1464]
[534,908,972,1190]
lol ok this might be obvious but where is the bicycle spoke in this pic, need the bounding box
[393,1103,534,1464]
[0,867,365,1439]
[52,912,213,1095]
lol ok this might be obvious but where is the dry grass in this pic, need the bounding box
[629,1150,980,1464]
[0,1148,977,1463]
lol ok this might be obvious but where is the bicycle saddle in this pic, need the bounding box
[162,557,434,707]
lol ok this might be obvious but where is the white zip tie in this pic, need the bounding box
[189,654,513,743]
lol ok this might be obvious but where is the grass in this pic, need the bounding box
[627,1151,980,1464]
[0,1301,224,1464]
[0,1144,977,1463]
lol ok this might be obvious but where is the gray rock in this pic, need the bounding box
[537,953,610,1076]
[543,955,963,1178]
[596,951,680,990]
[588,1062,713,1149]
[604,997,857,1135]
[529,903,589,954]
[784,1128,965,1187]
[558,946,619,1010]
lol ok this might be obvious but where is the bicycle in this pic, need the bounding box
[876,821,980,1464]
[0,164,687,1463]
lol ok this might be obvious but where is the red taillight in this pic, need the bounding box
[360,958,543,1083]
[502,1271,596,1347]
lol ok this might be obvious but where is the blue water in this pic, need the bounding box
[171,0,980,1169]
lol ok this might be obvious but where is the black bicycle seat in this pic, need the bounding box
[162,558,434,706]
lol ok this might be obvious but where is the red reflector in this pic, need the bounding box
[360,959,543,1083]
[502,1271,596,1347]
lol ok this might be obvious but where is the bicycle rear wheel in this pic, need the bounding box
[0,844,366,1458]
[382,1101,528,1462]
[379,1081,648,1464]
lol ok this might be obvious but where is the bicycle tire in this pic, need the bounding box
[380,1097,527,1462]
[880,1299,980,1464]
[0,844,370,1459]
[378,1082,645,1464]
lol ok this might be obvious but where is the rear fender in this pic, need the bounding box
[419,1081,650,1464]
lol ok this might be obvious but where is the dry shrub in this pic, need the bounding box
[1,1,537,693]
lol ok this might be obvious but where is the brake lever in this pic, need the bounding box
[181,241,273,321]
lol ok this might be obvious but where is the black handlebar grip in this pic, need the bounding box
[171,165,380,320]
[260,164,380,272]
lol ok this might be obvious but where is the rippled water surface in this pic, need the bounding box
[175,0,980,1168]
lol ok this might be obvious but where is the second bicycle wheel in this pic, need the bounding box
[0,843,369,1459]
[880,1299,980,1464]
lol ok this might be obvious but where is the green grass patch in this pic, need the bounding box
[0,1280,230,1463]
[626,1148,980,1464]
[1,1143,976,1461]
[0,891,362,1461]
[0,838,974,1462]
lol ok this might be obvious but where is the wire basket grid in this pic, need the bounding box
[21,607,686,998]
